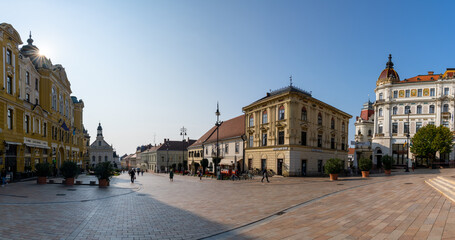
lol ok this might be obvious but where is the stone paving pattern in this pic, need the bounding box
[0,169,455,239]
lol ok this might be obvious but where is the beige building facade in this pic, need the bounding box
[243,85,352,176]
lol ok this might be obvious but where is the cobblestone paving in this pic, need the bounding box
[0,169,453,239]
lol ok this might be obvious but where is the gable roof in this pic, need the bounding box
[189,115,245,148]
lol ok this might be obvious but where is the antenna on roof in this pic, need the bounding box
[153,133,156,145]
[289,75,293,87]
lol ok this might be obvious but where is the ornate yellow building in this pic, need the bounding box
[0,23,86,180]
[243,84,352,176]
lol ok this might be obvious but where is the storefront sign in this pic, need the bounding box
[24,137,49,149]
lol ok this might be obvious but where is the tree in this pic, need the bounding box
[201,158,209,174]
[411,125,454,165]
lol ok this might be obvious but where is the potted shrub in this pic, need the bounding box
[359,157,372,178]
[35,162,52,184]
[60,161,79,185]
[382,155,393,175]
[324,158,343,181]
[94,162,115,187]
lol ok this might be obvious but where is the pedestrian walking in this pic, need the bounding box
[169,168,174,182]
[129,169,135,183]
[141,170,144,176]
[1,168,7,187]
[261,167,270,183]
[198,167,203,180]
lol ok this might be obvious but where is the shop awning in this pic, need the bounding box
[4,141,22,145]
[25,143,51,149]
[219,158,235,165]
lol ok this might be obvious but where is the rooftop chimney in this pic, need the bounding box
[428,71,434,75]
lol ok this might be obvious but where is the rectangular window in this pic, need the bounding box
[317,134,322,148]
[418,89,422,97]
[6,49,12,65]
[262,133,267,146]
[7,76,12,94]
[7,109,13,130]
[318,160,323,173]
[224,143,228,154]
[25,115,30,133]
[429,121,435,125]
[405,90,410,98]
[249,135,254,148]
[331,138,335,149]
[378,124,383,134]
[444,88,450,96]
[26,71,30,85]
[416,122,422,132]
[443,121,449,128]
[404,122,409,134]
[430,88,435,96]
[301,131,307,146]
[278,131,284,145]
[393,90,398,98]
[235,142,239,154]
[392,122,398,133]
[35,78,39,90]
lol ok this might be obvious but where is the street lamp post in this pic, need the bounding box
[406,110,411,172]
[215,102,222,179]
[165,139,170,173]
[180,126,187,173]
[241,134,247,173]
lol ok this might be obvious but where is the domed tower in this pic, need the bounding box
[19,32,52,69]
[97,123,103,137]
[376,54,400,86]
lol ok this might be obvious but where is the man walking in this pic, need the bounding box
[261,167,270,183]
[129,169,135,183]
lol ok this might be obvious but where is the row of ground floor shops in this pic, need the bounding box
[0,142,84,182]
[147,147,350,177]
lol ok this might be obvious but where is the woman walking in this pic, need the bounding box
[169,168,174,182]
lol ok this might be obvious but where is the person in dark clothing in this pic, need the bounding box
[129,169,135,183]
[1,168,7,186]
[169,168,174,182]
[261,167,270,183]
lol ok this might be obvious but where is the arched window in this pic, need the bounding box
[318,113,322,125]
[443,104,449,113]
[301,107,307,121]
[405,106,411,114]
[249,115,254,127]
[331,118,335,129]
[392,106,397,115]
[378,108,383,117]
[368,129,372,136]
[417,105,422,114]
[429,105,435,113]
[262,111,267,124]
[278,106,285,120]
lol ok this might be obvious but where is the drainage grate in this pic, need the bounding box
[67,189,77,191]
[404,183,413,184]
[275,211,285,216]
[56,194,66,196]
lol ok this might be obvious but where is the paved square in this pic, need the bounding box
[1,169,454,239]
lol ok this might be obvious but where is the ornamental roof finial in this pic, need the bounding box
[386,54,394,69]
[27,31,34,45]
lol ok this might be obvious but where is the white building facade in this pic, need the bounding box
[372,55,455,167]
[89,123,120,168]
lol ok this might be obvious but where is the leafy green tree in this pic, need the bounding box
[201,158,209,174]
[411,125,454,165]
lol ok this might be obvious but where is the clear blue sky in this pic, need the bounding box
[4,0,455,155]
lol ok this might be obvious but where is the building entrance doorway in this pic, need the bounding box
[261,159,266,170]
[5,144,17,180]
[277,159,283,175]
[301,160,307,176]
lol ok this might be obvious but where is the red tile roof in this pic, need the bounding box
[189,115,245,148]
[398,73,442,83]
